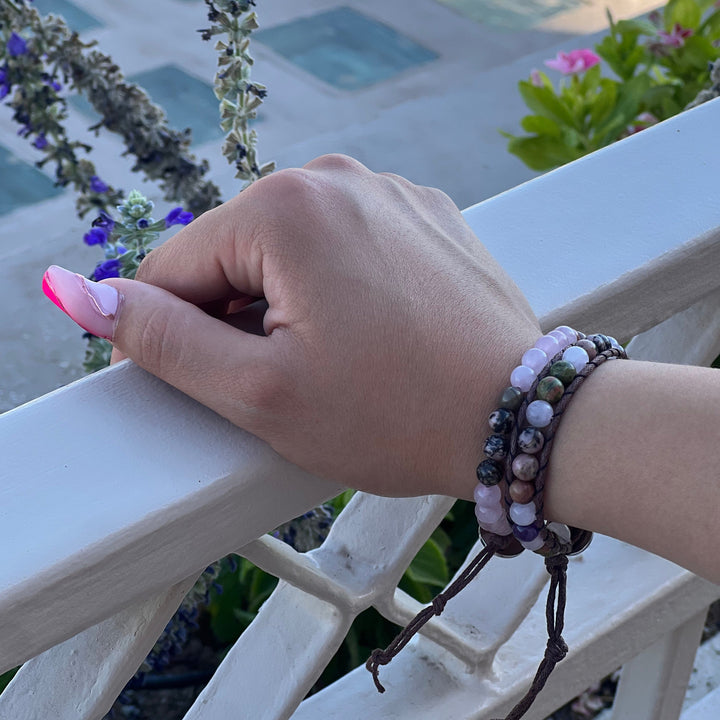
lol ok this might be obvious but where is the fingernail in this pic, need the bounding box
[42,265,120,340]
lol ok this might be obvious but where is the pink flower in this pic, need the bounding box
[530,69,543,87]
[544,49,600,75]
[657,23,693,48]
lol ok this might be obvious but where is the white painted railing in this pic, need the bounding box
[1,98,720,720]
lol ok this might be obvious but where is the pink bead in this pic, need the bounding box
[510,365,535,392]
[534,334,560,356]
[521,347,548,374]
[554,325,578,345]
[473,483,502,505]
[480,514,513,536]
[509,501,537,526]
[475,501,504,524]
[562,345,590,372]
[549,330,571,350]
[526,400,553,427]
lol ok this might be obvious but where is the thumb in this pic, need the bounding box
[42,265,271,426]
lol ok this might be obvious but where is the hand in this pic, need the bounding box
[45,155,541,500]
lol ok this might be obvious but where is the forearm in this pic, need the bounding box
[543,359,720,582]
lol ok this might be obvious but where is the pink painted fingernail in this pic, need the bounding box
[42,265,120,340]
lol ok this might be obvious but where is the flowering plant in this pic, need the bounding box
[504,0,720,171]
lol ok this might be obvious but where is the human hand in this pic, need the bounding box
[43,155,540,500]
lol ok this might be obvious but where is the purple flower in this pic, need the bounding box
[93,259,121,281]
[7,33,28,57]
[32,133,48,149]
[136,218,150,229]
[115,244,127,255]
[0,85,9,100]
[92,211,115,231]
[83,227,108,246]
[164,207,194,227]
[42,75,62,91]
[657,23,693,48]
[89,175,109,193]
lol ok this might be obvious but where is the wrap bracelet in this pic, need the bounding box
[367,327,627,720]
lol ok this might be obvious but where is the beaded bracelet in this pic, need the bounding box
[367,327,627,720]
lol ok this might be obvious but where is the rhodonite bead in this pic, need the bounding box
[534,334,560,356]
[517,427,544,454]
[562,345,590,373]
[509,479,535,503]
[521,347,548,374]
[549,359,576,385]
[483,434,508,461]
[488,408,514,434]
[576,339,597,360]
[554,325,578,345]
[476,459,502,486]
[475,501,504,525]
[526,400,553,428]
[536,376,564,404]
[510,365,535,392]
[473,482,502,505]
[509,501,537,526]
[512,453,539,481]
[499,386,524,411]
[513,523,540,542]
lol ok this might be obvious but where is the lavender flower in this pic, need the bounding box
[33,133,47,149]
[7,33,28,58]
[90,176,109,193]
[164,207,193,227]
[92,211,115,232]
[83,227,108,246]
[93,258,121,280]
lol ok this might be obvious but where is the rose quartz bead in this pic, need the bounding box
[475,501,504,524]
[480,514,513,536]
[509,501,537,526]
[509,479,535,503]
[510,365,535,392]
[521,347,548,374]
[534,334,560,356]
[562,345,590,372]
[554,325,578,345]
[520,535,546,551]
[526,400,553,427]
[473,482,502,505]
[512,453,539,481]
[548,330,570,349]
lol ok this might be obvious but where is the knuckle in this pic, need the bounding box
[303,153,366,173]
[135,304,187,378]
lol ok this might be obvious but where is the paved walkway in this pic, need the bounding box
[1,0,661,410]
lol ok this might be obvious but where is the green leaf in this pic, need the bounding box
[579,63,602,94]
[505,134,583,171]
[665,0,702,29]
[518,81,579,130]
[699,9,720,38]
[614,18,658,36]
[520,114,562,137]
[589,79,618,127]
[404,538,449,589]
[594,72,652,146]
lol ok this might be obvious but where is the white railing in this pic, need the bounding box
[1,98,720,720]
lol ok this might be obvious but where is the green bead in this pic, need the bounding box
[499,386,524,411]
[536,376,564,404]
[549,360,576,386]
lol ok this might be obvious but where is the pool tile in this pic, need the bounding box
[255,7,439,90]
[72,65,225,146]
[436,0,585,30]
[0,145,64,216]
[31,0,102,33]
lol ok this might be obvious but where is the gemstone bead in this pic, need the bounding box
[546,522,571,544]
[483,434,508,461]
[473,482,502,505]
[526,400,553,428]
[575,339,597,360]
[548,329,570,349]
[562,345,590,373]
[549,359,576,385]
[513,523,540,542]
[509,479,535,504]
[520,534,546,551]
[521,347,548,374]
[517,427,544,454]
[509,501,537,526]
[479,515,513,536]
[554,325,578,345]
[608,336,622,350]
[536,376,564,404]
[499,386,524,411]
[534,334,560,357]
[476,459,502,486]
[510,365,535,392]
[474,501,504,525]
[512,453,539,481]
[488,408,514,434]
[587,333,611,352]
